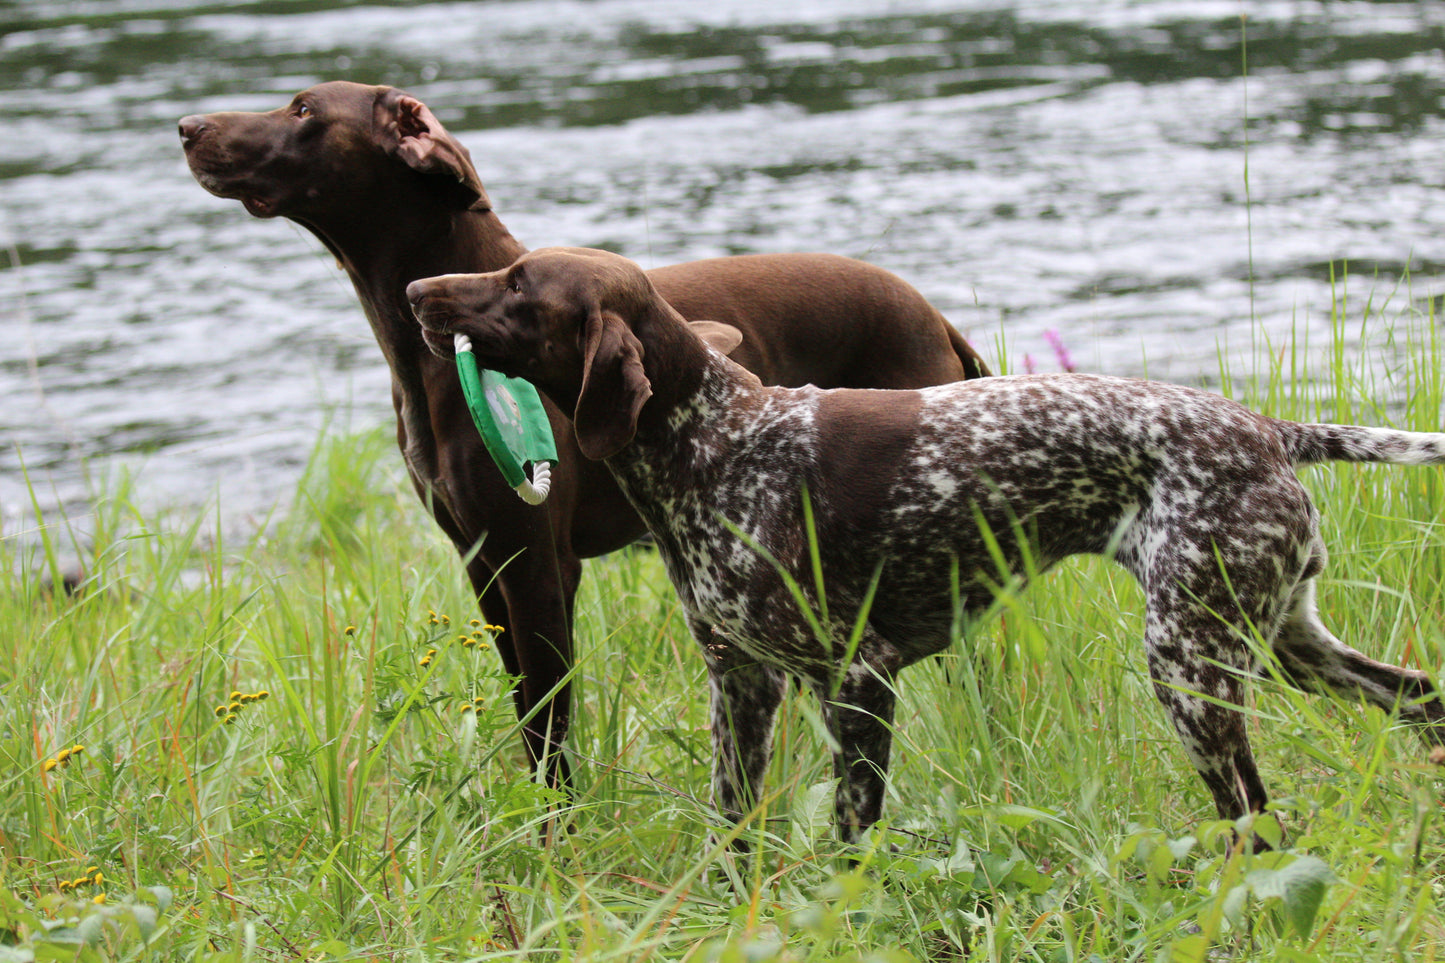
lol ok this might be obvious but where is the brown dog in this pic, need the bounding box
[407,247,1445,843]
[179,81,987,788]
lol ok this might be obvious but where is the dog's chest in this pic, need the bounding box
[613,388,834,663]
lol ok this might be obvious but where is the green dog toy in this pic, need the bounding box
[454,333,557,504]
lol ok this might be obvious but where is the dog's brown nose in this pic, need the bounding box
[405,279,427,306]
[177,115,210,147]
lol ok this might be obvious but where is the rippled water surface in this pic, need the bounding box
[3,0,1445,541]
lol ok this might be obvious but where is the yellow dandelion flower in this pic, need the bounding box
[55,748,72,764]
[485,624,505,634]
[459,702,476,714]
[71,876,90,889]
[473,696,486,707]
[91,871,104,885]
[223,713,238,725]
[419,656,433,668]
[70,745,84,756]
[256,690,270,701]
[42,758,59,773]
[92,893,105,905]
[344,625,356,636]
[228,701,243,713]
[428,616,439,625]
[456,634,470,645]
[214,704,229,717]
[229,690,243,700]
[439,614,450,625]
[58,880,72,891]
[469,618,482,627]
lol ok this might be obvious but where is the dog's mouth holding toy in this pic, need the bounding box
[418,324,457,359]
[407,278,557,506]
[407,280,489,362]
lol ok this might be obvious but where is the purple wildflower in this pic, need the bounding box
[1043,329,1076,372]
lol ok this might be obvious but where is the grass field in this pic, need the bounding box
[4,280,1445,961]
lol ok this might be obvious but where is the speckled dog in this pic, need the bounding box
[407,247,1445,843]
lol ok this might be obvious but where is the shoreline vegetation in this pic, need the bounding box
[4,278,1444,960]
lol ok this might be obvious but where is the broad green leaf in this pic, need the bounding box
[1276,856,1335,939]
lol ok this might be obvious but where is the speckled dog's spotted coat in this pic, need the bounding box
[408,247,1445,842]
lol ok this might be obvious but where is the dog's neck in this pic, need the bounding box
[615,318,764,478]
[295,202,527,493]
[307,204,524,354]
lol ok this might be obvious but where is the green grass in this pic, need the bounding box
[4,281,1445,961]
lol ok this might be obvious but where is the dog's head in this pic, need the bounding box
[407,247,740,460]
[179,81,485,220]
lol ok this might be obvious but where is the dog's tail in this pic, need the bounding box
[946,323,992,380]
[1279,420,1445,466]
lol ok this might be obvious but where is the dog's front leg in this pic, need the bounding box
[815,658,900,843]
[698,624,789,834]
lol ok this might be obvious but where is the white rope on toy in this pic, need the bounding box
[515,461,551,504]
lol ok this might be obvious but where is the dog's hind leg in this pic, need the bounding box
[1268,579,1445,743]
[1143,605,1271,822]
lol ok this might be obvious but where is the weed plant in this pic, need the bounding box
[3,279,1444,960]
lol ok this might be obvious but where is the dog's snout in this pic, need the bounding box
[178,115,211,147]
[405,279,433,311]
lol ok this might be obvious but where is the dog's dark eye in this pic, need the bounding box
[507,274,523,293]
[295,102,311,119]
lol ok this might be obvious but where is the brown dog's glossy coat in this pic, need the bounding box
[179,81,986,786]
[407,248,1445,842]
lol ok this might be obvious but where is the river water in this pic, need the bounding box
[3,0,1444,544]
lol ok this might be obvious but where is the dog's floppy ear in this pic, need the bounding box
[688,320,743,356]
[574,306,652,460]
[374,90,487,210]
